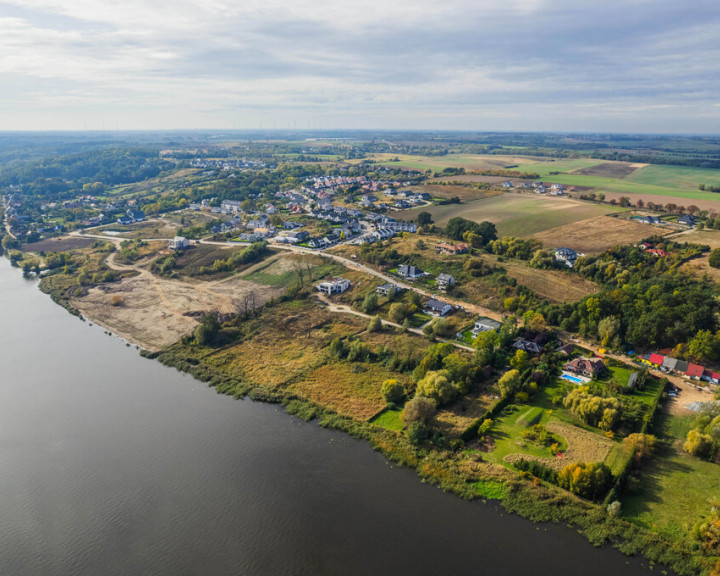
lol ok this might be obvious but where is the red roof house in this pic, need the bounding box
[648,353,665,366]
[685,363,705,379]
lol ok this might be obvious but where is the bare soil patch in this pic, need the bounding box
[421,184,503,203]
[666,380,717,416]
[23,236,95,252]
[569,162,639,179]
[72,272,283,351]
[531,215,657,254]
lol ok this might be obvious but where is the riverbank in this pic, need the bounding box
[14,245,714,575]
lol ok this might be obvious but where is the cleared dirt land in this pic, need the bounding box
[421,183,503,203]
[71,255,289,351]
[402,192,622,238]
[23,237,95,252]
[530,215,656,253]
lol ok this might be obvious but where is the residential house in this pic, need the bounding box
[397,264,425,279]
[436,242,470,255]
[502,181,514,188]
[286,230,309,242]
[376,283,403,297]
[424,298,452,317]
[127,209,145,222]
[554,247,579,267]
[168,236,190,250]
[512,340,542,354]
[563,357,607,378]
[702,370,720,385]
[436,273,455,291]
[550,184,564,195]
[556,343,575,355]
[642,216,662,225]
[647,248,668,257]
[472,317,501,338]
[117,216,133,225]
[678,214,697,227]
[316,277,351,295]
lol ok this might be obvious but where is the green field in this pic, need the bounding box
[622,412,720,539]
[370,408,404,431]
[403,193,623,237]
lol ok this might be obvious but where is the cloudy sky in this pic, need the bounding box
[1,0,719,132]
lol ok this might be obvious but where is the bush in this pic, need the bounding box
[557,462,612,500]
[407,421,429,445]
[381,379,406,404]
[684,429,715,459]
[709,248,720,269]
[368,315,382,333]
[415,370,456,406]
[402,396,436,426]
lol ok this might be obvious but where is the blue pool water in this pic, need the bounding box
[561,374,584,384]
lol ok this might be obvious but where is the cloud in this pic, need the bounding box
[0,0,718,131]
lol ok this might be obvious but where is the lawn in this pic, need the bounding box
[622,411,720,539]
[371,408,404,431]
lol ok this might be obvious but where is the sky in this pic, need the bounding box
[0,0,719,132]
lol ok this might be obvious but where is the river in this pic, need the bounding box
[0,257,661,575]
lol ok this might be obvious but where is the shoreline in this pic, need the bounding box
[23,259,708,576]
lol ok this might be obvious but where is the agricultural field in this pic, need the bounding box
[95,219,180,240]
[379,151,720,207]
[402,192,624,237]
[530,214,660,254]
[419,183,503,203]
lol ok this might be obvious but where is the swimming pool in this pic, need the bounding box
[561,374,584,384]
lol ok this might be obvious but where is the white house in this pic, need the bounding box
[554,247,579,268]
[168,236,190,250]
[437,273,455,291]
[472,317,501,338]
[316,277,351,295]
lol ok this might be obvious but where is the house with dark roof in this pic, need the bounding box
[424,298,452,317]
[675,360,690,373]
[678,214,696,227]
[513,340,542,354]
[397,265,425,279]
[554,247,578,268]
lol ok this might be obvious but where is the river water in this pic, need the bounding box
[0,257,661,575]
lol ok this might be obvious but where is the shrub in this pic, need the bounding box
[402,396,436,426]
[709,248,720,269]
[684,429,715,459]
[381,379,406,404]
[415,370,456,406]
[558,462,612,500]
